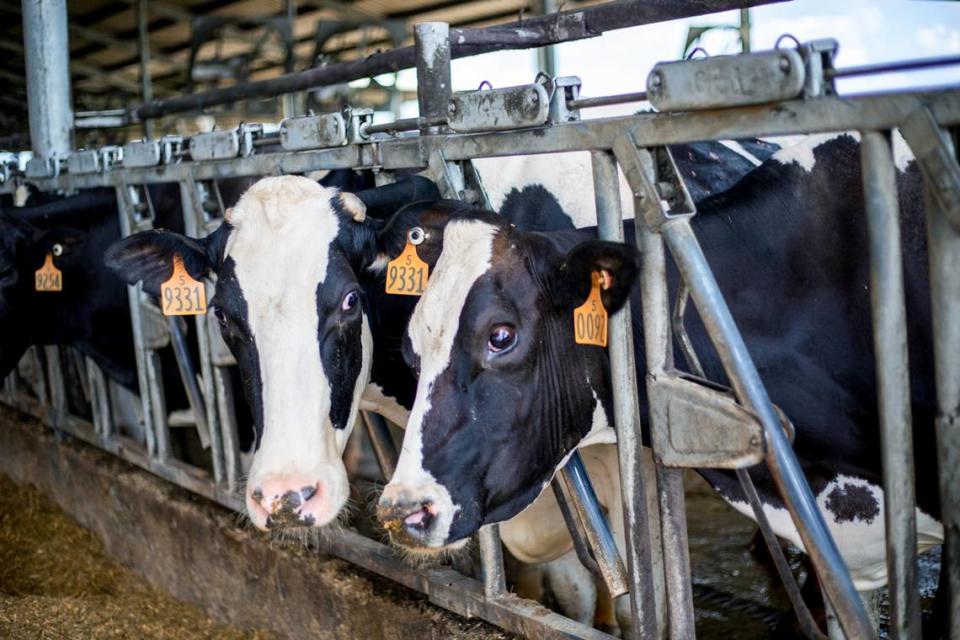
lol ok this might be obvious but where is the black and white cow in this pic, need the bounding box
[375,134,944,628]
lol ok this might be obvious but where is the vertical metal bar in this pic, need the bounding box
[478,524,507,598]
[592,149,660,640]
[924,128,960,640]
[166,317,211,449]
[115,184,162,460]
[43,346,65,428]
[360,411,398,481]
[636,219,695,640]
[414,22,451,136]
[86,357,113,439]
[282,0,297,118]
[555,453,629,598]
[136,0,155,139]
[860,129,921,639]
[661,219,874,639]
[22,0,72,166]
[536,0,558,77]
[179,178,225,483]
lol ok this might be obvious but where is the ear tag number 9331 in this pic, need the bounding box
[386,227,428,296]
[35,251,63,292]
[573,270,610,347]
[160,254,207,316]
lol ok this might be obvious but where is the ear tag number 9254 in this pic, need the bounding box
[385,227,429,296]
[573,270,610,347]
[160,254,207,316]
[35,251,63,292]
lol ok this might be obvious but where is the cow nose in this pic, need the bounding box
[377,498,437,547]
[246,474,329,530]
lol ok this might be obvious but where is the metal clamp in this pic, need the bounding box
[447,82,550,133]
[647,47,806,111]
[100,146,123,171]
[279,112,348,151]
[123,140,163,168]
[348,108,375,143]
[239,123,263,157]
[160,135,185,164]
[550,75,583,123]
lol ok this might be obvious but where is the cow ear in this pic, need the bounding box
[554,240,639,313]
[105,223,230,297]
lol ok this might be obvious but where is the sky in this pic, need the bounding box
[379,0,960,119]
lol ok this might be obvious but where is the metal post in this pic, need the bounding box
[22,0,73,168]
[860,129,920,638]
[592,150,660,640]
[554,453,629,598]
[536,0,558,77]
[661,219,874,639]
[360,411,398,481]
[924,128,960,640]
[282,0,297,119]
[136,0,155,139]
[478,524,507,598]
[414,22,451,135]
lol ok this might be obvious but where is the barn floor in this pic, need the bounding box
[0,472,275,640]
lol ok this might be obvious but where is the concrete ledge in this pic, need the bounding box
[0,407,506,640]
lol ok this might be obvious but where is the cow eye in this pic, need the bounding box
[488,325,516,353]
[212,305,227,328]
[341,290,360,312]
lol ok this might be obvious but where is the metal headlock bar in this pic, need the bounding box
[4,3,960,639]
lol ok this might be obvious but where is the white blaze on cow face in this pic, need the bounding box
[379,219,499,548]
[226,176,372,530]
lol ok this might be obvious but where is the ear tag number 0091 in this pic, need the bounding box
[160,254,207,316]
[385,227,428,296]
[35,252,63,292]
[573,270,609,347]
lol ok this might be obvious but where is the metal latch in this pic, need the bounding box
[239,123,263,157]
[67,149,101,175]
[550,75,582,123]
[123,140,163,168]
[647,48,805,111]
[100,146,123,171]
[190,129,240,161]
[160,135,185,164]
[613,136,695,230]
[349,108,375,143]
[447,83,550,133]
[279,113,348,150]
[649,373,766,469]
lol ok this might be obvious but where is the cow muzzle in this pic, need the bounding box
[376,481,462,550]
[245,472,342,530]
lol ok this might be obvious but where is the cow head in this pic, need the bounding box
[376,212,638,549]
[107,175,395,530]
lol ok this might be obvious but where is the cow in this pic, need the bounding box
[374,133,946,635]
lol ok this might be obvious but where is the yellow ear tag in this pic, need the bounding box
[160,254,207,316]
[385,227,429,296]
[35,253,62,292]
[573,270,609,347]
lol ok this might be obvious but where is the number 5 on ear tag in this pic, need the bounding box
[385,227,429,296]
[573,270,609,347]
[35,253,63,292]
[160,254,207,316]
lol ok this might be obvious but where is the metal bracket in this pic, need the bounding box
[799,38,839,98]
[613,135,696,230]
[279,112,348,151]
[190,129,241,161]
[549,75,582,123]
[100,146,123,171]
[648,373,766,469]
[348,107,375,144]
[160,135,185,164]
[239,123,263,157]
[447,82,550,133]
[900,107,960,234]
[647,48,805,111]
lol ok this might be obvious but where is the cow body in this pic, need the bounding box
[377,133,943,610]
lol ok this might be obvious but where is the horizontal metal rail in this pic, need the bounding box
[3,88,958,195]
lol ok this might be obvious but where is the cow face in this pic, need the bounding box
[377,216,638,549]
[107,176,380,530]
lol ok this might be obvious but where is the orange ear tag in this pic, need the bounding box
[160,254,207,316]
[385,227,429,296]
[34,253,63,292]
[573,271,609,347]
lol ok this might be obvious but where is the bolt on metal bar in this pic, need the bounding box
[923,127,960,640]
[555,452,630,598]
[568,91,649,110]
[860,129,921,639]
[661,219,874,639]
[592,150,661,640]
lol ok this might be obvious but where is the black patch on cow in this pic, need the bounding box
[499,185,576,231]
[212,257,265,449]
[825,482,880,524]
